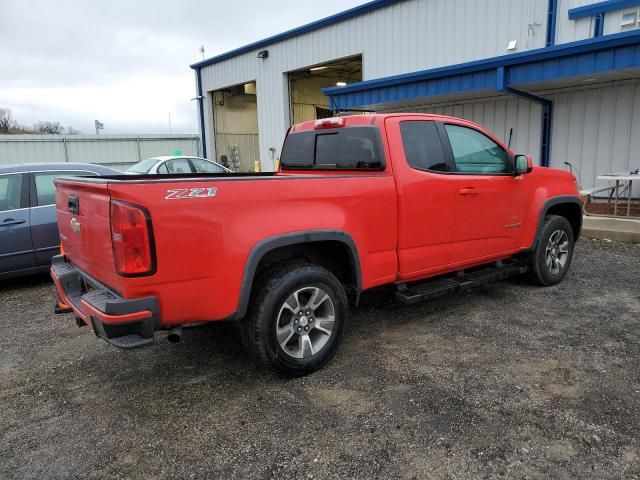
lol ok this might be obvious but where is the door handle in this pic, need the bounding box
[1,218,26,226]
[459,188,478,196]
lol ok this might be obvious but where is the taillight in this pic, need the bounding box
[110,200,155,276]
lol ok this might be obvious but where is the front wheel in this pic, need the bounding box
[241,264,348,376]
[528,215,575,286]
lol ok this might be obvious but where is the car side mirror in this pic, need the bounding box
[515,154,533,175]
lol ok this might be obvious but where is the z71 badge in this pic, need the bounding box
[165,187,218,200]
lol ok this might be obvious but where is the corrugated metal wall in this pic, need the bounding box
[549,80,640,196]
[0,135,200,171]
[200,0,550,168]
[386,96,543,162]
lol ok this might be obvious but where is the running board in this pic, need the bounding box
[395,262,528,305]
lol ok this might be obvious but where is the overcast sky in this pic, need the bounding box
[0,0,369,134]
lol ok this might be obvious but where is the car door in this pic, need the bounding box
[30,170,98,266]
[387,117,457,277]
[0,173,35,275]
[440,122,526,264]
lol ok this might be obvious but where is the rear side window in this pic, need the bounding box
[191,158,226,173]
[164,159,192,173]
[0,174,22,212]
[281,126,384,170]
[34,171,98,206]
[399,121,449,172]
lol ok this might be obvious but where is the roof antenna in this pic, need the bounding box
[329,96,341,116]
[507,127,513,149]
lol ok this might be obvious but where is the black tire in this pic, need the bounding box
[528,215,575,286]
[240,264,348,376]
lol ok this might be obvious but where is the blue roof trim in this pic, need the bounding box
[324,29,640,98]
[190,0,403,69]
[509,42,640,84]
[568,0,640,20]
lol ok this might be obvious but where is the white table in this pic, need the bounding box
[597,173,639,217]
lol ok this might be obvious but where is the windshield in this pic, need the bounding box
[127,158,159,173]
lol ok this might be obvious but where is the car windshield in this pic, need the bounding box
[127,158,159,173]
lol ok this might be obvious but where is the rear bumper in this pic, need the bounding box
[51,255,160,349]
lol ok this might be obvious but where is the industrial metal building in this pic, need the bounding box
[191,0,640,191]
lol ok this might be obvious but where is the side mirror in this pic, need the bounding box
[515,154,533,175]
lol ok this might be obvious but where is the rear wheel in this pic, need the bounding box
[528,215,575,286]
[241,264,347,376]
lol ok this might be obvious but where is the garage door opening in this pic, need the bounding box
[211,82,259,172]
[288,56,362,125]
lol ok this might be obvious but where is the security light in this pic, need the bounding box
[257,50,269,59]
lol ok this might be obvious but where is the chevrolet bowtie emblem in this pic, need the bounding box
[70,218,81,233]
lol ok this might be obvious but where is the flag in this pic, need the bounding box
[315,106,335,119]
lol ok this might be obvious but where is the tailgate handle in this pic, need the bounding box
[68,195,80,215]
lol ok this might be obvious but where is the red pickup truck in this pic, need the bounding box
[52,114,581,375]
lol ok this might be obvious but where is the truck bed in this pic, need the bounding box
[54,170,399,325]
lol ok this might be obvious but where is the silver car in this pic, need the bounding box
[126,156,231,174]
[0,162,119,280]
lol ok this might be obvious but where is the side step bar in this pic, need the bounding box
[395,262,528,305]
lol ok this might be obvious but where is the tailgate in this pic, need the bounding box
[55,178,121,290]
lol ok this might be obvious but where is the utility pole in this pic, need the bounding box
[168,112,172,134]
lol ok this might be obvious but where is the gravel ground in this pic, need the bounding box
[1,239,639,479]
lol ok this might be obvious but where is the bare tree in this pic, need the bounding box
[66,126,81,135]
[33,121,65,135]
[0,108,18,132]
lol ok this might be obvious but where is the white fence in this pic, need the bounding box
[0,134,201,171]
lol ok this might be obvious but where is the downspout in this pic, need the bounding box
[195,67,207,159]
[497,67,552,167]
[594,13,605,37]
[546,0,558,46]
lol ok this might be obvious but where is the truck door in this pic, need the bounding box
[0,173,35,274]
[439,122,525,263]
[386,118,456,278]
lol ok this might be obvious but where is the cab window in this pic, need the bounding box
[281,126,384,170]
[444,124,511,174]
[0,174,22,212]
[399,121,449,172]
